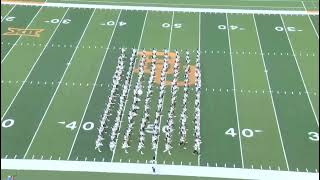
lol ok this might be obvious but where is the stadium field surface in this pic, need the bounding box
[1,0,319,179]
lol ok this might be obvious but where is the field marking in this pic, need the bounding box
[280,15,319,126]
[252,14,290,171]
[63,8,124,160]
[198,11,201,167]
[110,10,147,162]
[1,4,45,64]
[1,1,319,15]
[23,8,95,158]
[301,1,319,38]
[3,79,316,97]
[154,11,175,163]
[1,4,16,23]
[0,8,70,122]
[1,41,317,58]
[225,13,244,168]
[2,159,318,179]
[67,9,120,160]
[39,0,309,10]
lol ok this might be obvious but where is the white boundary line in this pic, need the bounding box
[225,13,244,168]
[1,1,319,15]
[24,9,95,158]
[1,4,16,23]
[301,1,319,38]
[111,10,148,162]
[252,14,290,171]
[0,8,70,122]
[280,15,319,126]
[1,3,45,64]
[1,159,318,180]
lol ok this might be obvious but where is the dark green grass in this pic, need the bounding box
[255,14,319,171]
[1,8,93,158]
[200,13,242,168]
[1,5,40,61]
[310,15,319,35]
[69,10,146,161]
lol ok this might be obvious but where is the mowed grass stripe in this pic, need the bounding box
[228,14,287,170]
[24,8,95,159]
[69,10,146,162]
[26,9,122,160]
[157,12,199,166]
[1,5,40,61]
[1,7,93,158]
[282,15,319,120]
[310,15,319,35]
[1,5,15,23]
[255,14,319,172]
[1,7,66,117]
[200,13,242,168]
[113,11,172,164]
[1,4,14,19]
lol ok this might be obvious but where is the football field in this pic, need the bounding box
[1,0,319,179]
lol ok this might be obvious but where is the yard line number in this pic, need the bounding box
[162,23,182,29]
[218,25,245,31]
[1,119,14,128]
[225,128,263,138]
[1,16,15,21]
[308,132,319,141]
[100,21,127,26]
[60,121,94,131]
[275,26,302,32]
[45,18,71,24]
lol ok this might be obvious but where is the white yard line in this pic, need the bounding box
[111,10,148,162]
[64,8,127,160]
[198,12,201,167]
[154,11,175,163]
[280,15,319,126]
[1,1,319,15]
[0,8,70,122]
[252,14,290,171]
[1,4,45,64]
[1,4,16,23]
[225,13,244,168]
[2,159,318,180]
[301,1,319,39]
[23,9,95,158]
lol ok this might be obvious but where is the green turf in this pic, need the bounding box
[1,6,66,119]
[1,4,13,17]
[310,15,319,34]
[228,14,287,170]
[200,13,242,168]
[255,14,318,172]
[2,7,93,158]
[1,3,319,177]
[282,14,319,118]
[1,5,40,61]
[69,10,146,162]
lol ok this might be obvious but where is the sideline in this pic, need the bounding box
[1,159,318,180]
[1,1,319,15]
